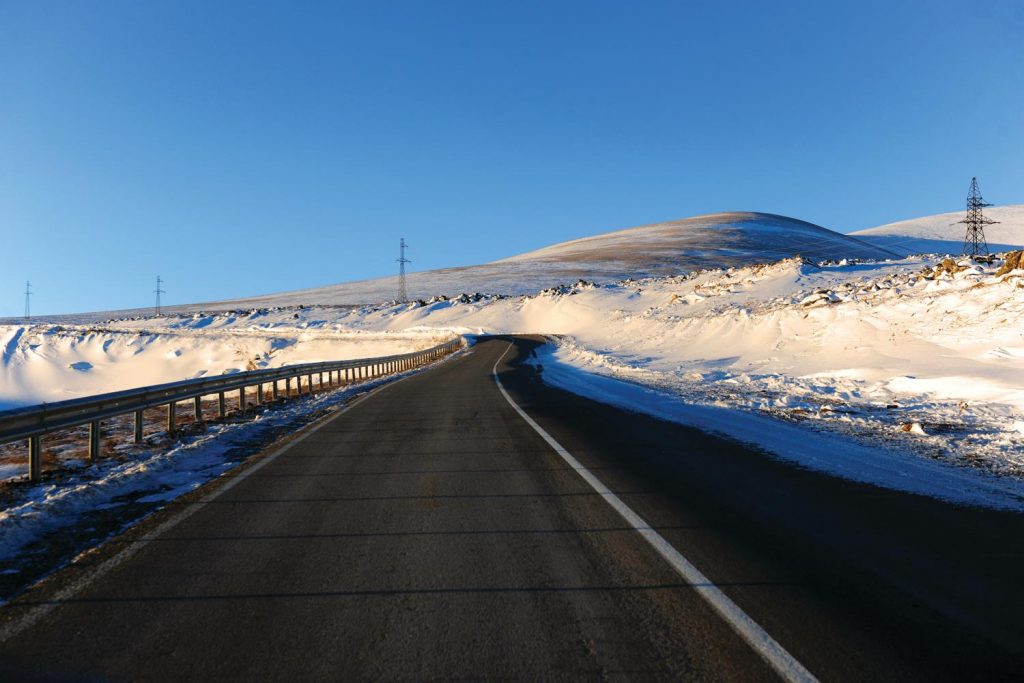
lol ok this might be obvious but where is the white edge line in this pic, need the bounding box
[492,341,818,683]
[0,360,440,643]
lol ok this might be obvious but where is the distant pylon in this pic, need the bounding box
[957,177,998,256]
[397,238,411,303]
[154,275,166,316]
[24,281,32,323]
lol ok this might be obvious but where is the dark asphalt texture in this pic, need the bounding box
[1,337,1022,681]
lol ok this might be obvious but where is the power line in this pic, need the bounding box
[957,177,997,257]
[397,238,411,303]
[154,275,166,316]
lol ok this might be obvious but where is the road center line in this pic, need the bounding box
[491,341,817,683]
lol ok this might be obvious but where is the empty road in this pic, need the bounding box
[1,337,1022,680]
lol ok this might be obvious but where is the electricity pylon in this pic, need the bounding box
[24,281,32,323]
[397,238,411,303]
[154,275,166,316]
[957,177,998,257]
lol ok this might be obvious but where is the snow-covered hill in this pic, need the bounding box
[2,212,896,325]
[218,212,896,308]
[851,205,1024,256]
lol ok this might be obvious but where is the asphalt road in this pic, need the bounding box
[1,337,1022,680]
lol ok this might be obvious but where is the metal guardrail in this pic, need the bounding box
[0,337,464,482]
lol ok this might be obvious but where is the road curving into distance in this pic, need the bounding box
[0,336,1021,680]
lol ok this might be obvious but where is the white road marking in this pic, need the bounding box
[492,342,818,683]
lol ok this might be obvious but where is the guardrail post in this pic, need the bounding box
[88,419,101,462]
[307,374,313,394]
[273,380,280,400]
[194,396,204,427]
[239,387,246,413]
[167,402,177,435]
[28,435,42,482]
[134,410,144,443]
[88,421,101,463]
[218,392,226,418]
[257,384,264,405]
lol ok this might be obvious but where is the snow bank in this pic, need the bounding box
[531,345,1024,511]
[0,316,448,409]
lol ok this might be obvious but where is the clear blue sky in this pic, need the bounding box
[1,0,1021,315]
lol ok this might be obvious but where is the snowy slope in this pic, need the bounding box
[2,212,897,325]
[214,212,896,307]
[0,324,446,409]
[851,205,1024,256]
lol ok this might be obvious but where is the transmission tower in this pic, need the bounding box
[957,177,998,257]
[154,275,166,316]
[24,281,32,323]
[396,238,411,303]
